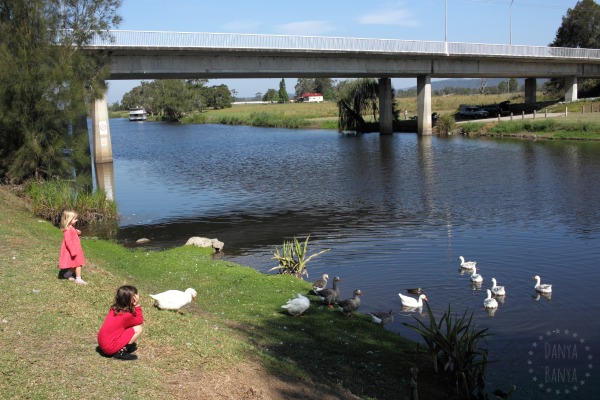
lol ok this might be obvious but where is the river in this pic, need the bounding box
[97,118,599,398]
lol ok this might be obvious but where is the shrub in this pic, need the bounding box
[269,235,330,279]
[434,113,456,135]
[404,302,491,400]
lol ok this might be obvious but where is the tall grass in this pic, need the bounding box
[25,179,118,226]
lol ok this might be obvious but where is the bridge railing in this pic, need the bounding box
[85,30,600,61]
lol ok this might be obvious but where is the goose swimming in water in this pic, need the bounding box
[533,275,552,294]
[368,309,394,326]
[491,278,506,296]
[398,293,428,308]
[459,256,477,270]
[483,289,498,309]
[470,266,483,283]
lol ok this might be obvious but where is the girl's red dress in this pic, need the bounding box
[97,305,144,356]
[59,226,85,269]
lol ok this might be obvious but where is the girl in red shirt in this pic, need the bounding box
[97,285,144,360]
[58,210,87,285]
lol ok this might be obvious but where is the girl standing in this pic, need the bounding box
[97,285,144,360]
[58,210,87,285]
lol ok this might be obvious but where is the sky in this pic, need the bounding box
[106,0,581,103]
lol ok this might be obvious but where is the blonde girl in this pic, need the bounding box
[58,210,87,285]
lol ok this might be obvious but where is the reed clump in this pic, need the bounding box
[24,179,118,226]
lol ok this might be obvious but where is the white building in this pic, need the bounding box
[299,92,324,102]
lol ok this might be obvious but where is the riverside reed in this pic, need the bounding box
[24,179,118,226]
[0,186,447,399]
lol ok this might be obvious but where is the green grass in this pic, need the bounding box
[0,186,445,399]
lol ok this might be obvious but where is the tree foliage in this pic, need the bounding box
[545,0,600,97]
[278,78,289,103]
[336,79,379,133]
[120,79,232,120]
[294,78,335,100]
[0,0,121,183]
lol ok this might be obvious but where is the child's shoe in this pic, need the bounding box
[125,343,138,353]
[113,349,137,361]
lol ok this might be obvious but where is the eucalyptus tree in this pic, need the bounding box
[545,0,600,97]
[0,0,121,183]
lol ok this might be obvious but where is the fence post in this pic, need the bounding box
[533,110,536,119]
[410,367,419,400]
[510,112,513,121]
[545,108,548,118]
[522,111,525,120]
[565,107,568,117]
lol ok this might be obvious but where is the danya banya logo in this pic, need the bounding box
[527,329,594,396]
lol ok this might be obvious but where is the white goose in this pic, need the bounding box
[470,266,483,283]
[149,288,197,311]
[533,275,552,294]
[483,289,498,309]
[459,256,477,270]
[398,293,428,308]
[281,293,310,316]
[491,278,506,296]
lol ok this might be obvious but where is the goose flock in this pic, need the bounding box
[456,256,553,314]
[280,256,554,321]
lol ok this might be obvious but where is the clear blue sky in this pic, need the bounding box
[106,0,581,103]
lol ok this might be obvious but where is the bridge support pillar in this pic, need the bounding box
[378,78,393,135]
[565,76,578,102]
[417,74,432,136]
[91,93,113,164]
[525,78,537,104]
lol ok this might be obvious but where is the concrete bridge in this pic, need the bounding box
[86,30,600,165]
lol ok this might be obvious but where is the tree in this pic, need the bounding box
[336,79,379,133]
[262,89,279,103]
[278,79,289,103]
[204,84,232,109]
[0,0,121,183]
[294,78,336,100]
[545,0,600,97]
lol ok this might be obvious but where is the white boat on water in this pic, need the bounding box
[129,108,147,121]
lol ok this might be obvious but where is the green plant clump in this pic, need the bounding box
[404,302,491,400]
[25,179,118,226]
[434,113,457,135]
[269,235,331,279]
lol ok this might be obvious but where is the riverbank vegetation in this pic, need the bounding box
[0,186,450,399]
[24,179,118,226]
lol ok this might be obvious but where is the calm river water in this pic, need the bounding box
[100,118,599,398]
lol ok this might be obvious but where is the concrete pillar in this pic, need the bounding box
[91,93,113,163]
[524,78,537,104]
[565,76,578,102]
[417,75,432,136]
[378,77,393,135]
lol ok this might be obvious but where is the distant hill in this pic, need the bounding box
[399,78,548,91]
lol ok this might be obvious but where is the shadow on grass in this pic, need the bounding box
[214,291,440,400]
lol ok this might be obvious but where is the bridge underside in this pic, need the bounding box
[105,51,600,80]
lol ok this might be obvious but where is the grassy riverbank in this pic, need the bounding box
[0,186,445,399]
[111,93,600,139]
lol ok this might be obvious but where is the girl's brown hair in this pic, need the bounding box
[111,285,138,316]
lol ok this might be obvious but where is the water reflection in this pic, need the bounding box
[94,161,115,201]
[532,292,552,302]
